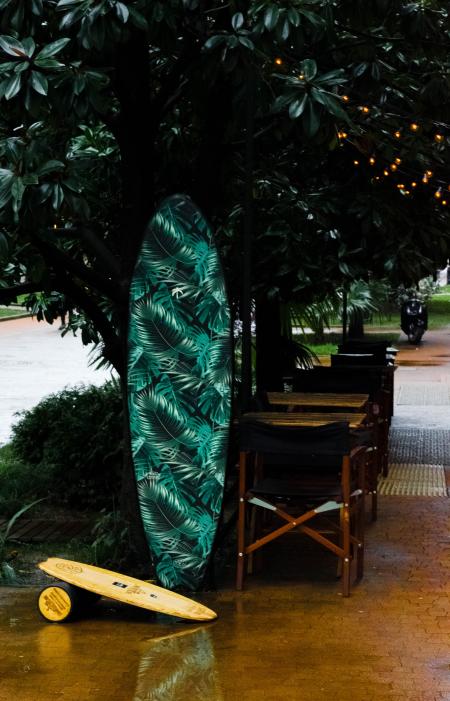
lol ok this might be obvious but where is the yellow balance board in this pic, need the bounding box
[38,558,217,622]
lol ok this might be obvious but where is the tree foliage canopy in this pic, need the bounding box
[0,0,449,371]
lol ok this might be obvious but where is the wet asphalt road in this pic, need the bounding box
[0,316,114,445]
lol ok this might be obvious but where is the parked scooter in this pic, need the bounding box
[401,298,428,344]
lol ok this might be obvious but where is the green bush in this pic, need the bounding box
[9,382,123,509]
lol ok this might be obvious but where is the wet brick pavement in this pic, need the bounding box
[1,328,450,699]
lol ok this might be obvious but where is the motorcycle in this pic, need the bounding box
[401,298,428,344]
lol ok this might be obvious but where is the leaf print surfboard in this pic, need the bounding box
[127,195,232,590]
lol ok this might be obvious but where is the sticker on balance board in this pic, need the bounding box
[127,194,232,591]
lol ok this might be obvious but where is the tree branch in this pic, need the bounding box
[0,281,52,304]
[54,269,123,376]
[34,235,125,304]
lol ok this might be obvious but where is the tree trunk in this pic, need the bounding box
[118,369,153,576]
[348,310,365,339]
[255,297,284,392]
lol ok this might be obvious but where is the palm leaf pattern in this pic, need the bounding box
[128,194,232,590]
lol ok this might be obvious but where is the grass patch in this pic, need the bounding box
[0,308,28,318]
[298,331,399,358]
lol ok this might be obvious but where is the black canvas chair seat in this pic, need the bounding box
[236,420,366,597]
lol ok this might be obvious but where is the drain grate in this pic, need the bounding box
[379,463,447,497]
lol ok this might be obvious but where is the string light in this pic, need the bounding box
[298,73,305,80]
[395,157,402,165]
[369,157,376,165]
[390,163,398,171]
[410,123,419,132]
[353,159,360,166]
[442,200,448,205]
[411,182,417,188]
[434,188,442,199]
[338,131,348,139]
[426,170,433,177]
[397,183,405,189]
[434,134,444,143]
[383,169,389,176]
[394,130,402,138]
[274,57,283,65]
[423,175,429,184]
[342,95,349,102]
[360,106,370,114]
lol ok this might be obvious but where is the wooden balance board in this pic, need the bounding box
[37,558,217,623]
[127,194,232,591]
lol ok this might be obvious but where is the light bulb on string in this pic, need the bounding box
[394,130,401,139]
[442,200,448,206]
[411,182,417,188]
[395,157,402,165]
[434,188,442,199]
[342,95,349,102]
[426,170,433,177]
[410,123,419,132]
[274,57,283,66]
[390,163,398,171]
[369,157,376,165]
[383,169,389,176]
[397,183,405,189]
[423,175,429,184]
[434,134,444,143]
[360,106,370,114]
[353,159,359,166]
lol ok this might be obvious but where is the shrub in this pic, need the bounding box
[10,381,123,509]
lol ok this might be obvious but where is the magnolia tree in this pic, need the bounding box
[0,0,449,564]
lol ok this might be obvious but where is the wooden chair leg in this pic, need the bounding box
[342,504,351,597]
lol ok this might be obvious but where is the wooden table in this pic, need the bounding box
[267,392,369,412]
[242,411,368,429]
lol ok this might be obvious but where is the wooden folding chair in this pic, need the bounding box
[236,420,366,597]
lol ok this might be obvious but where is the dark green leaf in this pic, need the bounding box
[353,62,368,78]
[35,38,70,60]
[0,231,8,259]
[264,6,280,31]
[37,160,65,176]
[30,70,48,96]
[238,36,254,50]
[300,59,317,81]
[232,12,244,30]
[302,98,320,137]
[0,35,25,58]
[289,94,307,119]
[204,35,226,51]
[115,2,129,23]
[4,73,21,100]
[52,183,64,209]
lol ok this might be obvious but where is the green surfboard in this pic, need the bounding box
[127,195,232,590]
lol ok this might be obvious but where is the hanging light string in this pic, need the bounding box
[334,94,450,204]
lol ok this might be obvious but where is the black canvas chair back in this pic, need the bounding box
[240,419,350,467]
[292,367,382,400]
